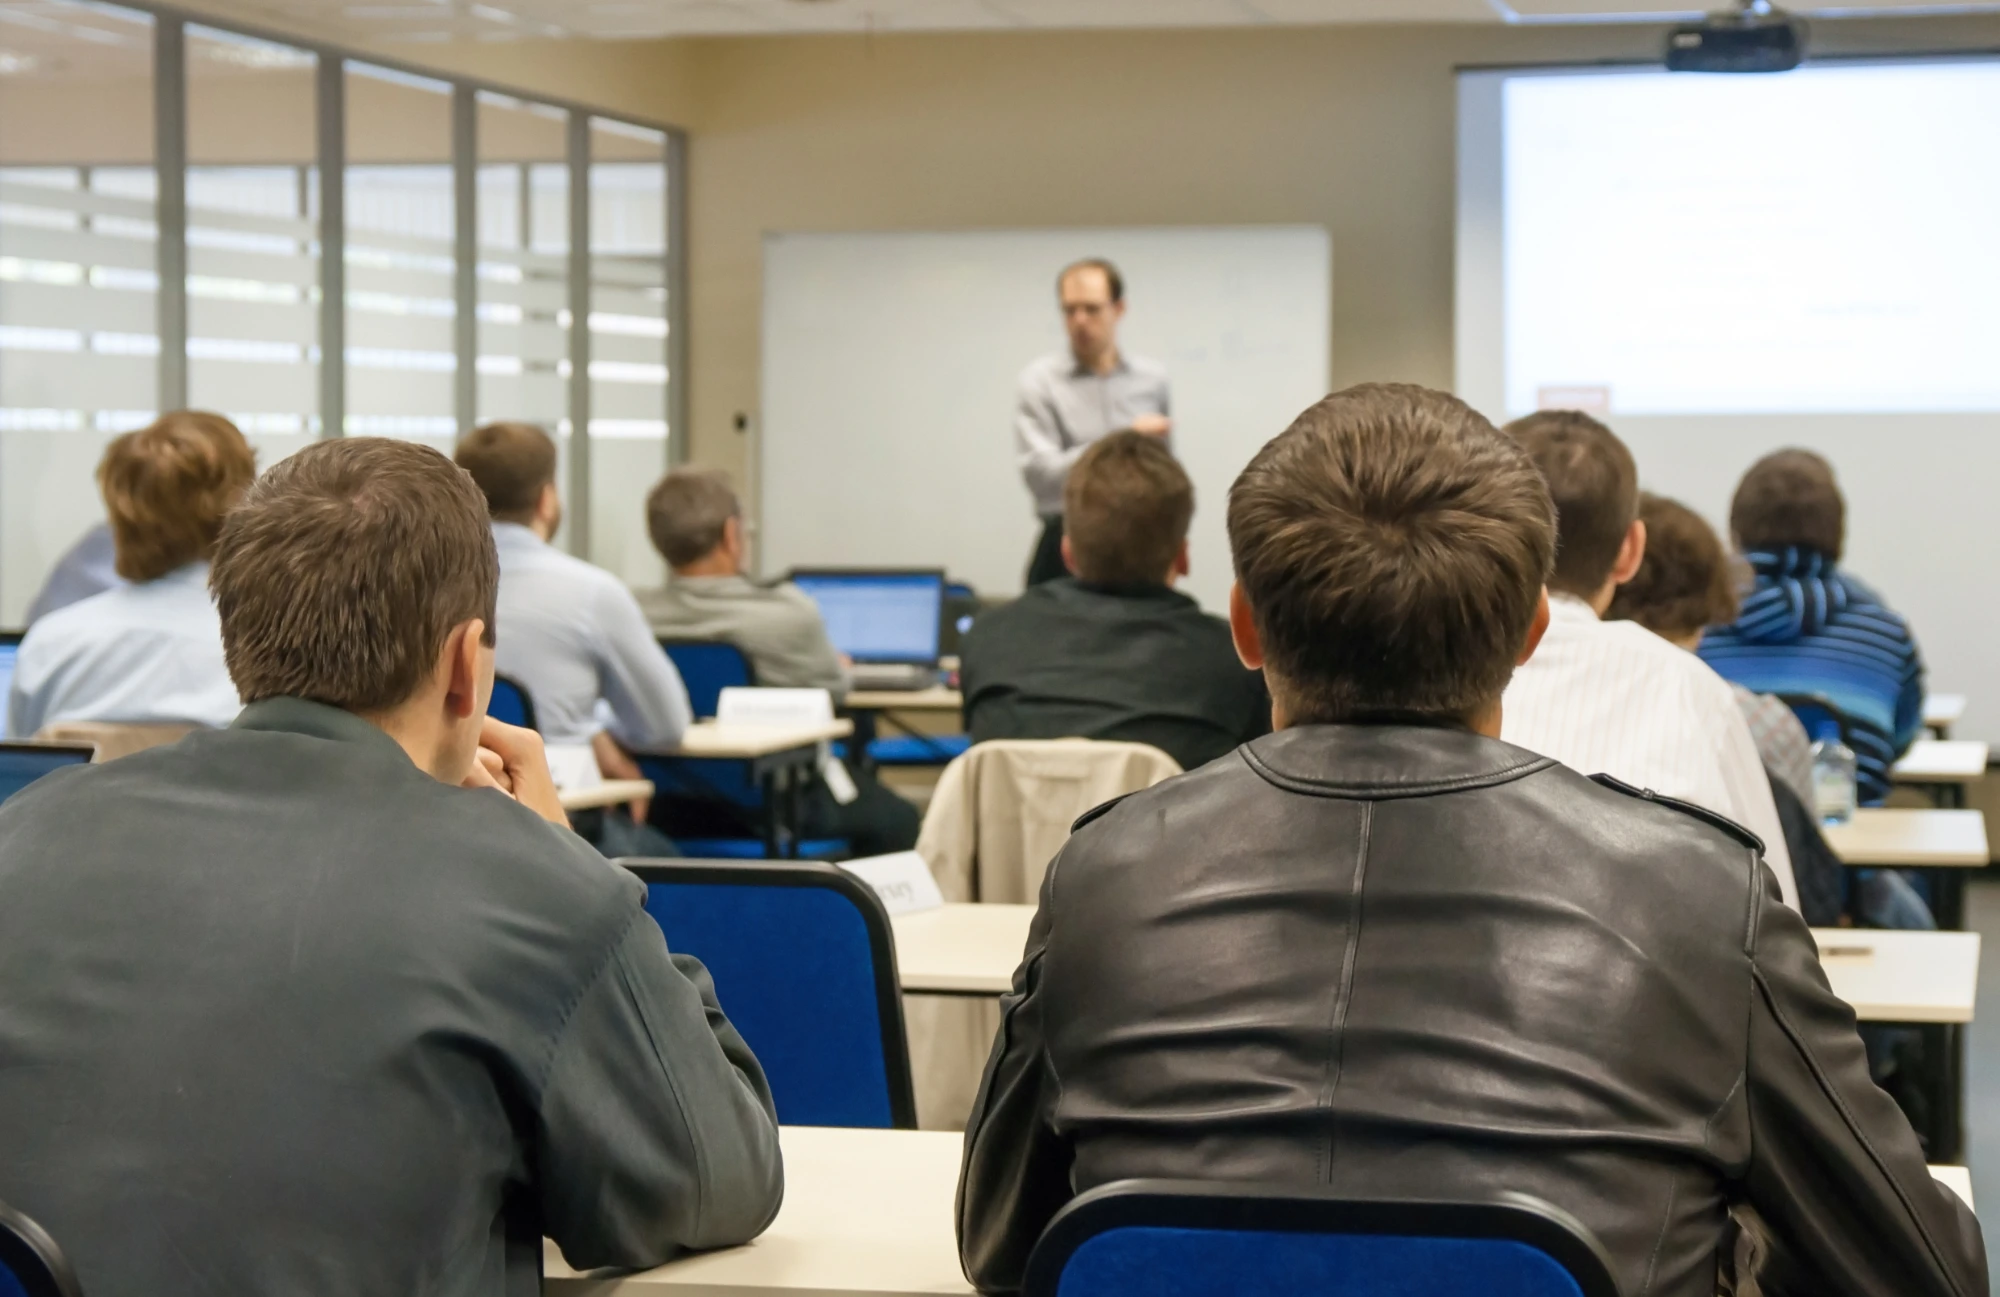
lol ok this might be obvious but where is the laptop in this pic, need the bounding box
[0,741,93,804]
[789,569,946,692]
[0,632,19,721]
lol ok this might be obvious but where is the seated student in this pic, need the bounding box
[455,422,691,848]
[7,412,250,739]
[637,467,846,692]
[958,431,1268,772]
[1607,493,1920,928]
[637,467,919,857]
[1498,410,1796,908]
[1699,449,1923,806]
[958,384,1984,1297]
[0,438,782,1296]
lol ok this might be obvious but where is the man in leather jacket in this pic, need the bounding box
[956,384,1985,1297]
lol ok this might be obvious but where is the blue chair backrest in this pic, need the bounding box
[0,745,92,806]
[1024,1183,1620,1297]
[488,675,537,732]
[625,860,914,1129]
[661,640,756,720]
[0,1200,82,1297]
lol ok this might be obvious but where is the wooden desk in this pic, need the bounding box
[558,780,654,813]
[1823,809,1988,868]
[892,904,1034,996]
[1924,694,1968,738]
[544,1126,971,1295]
[1931,1164,1974,1211]
[645,721,854,859]
[1824,808,1988,930]
[1813,930,1980,1024]
[845,687,963,713]
[1893,740,1989,812]
[665,719,853,759]
[1817,928,1980,1162]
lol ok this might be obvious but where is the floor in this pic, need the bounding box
[1965,877,1999,1261]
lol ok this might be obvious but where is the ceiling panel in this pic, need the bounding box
[109,0,2000,45]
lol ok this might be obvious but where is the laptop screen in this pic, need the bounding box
[790,572,944,665]
[0,642,16,720]
[0,745,90,804]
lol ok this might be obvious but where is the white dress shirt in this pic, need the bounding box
[490,522,692,749]
[6,561,240,738]
[1014,350,1171,516]
[1502,594,1798,909]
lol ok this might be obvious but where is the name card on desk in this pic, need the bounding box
[543,744,602,792]
[842,852,945,916]
[716,687,835,727]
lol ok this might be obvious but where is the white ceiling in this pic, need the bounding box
[163,0,2000,42]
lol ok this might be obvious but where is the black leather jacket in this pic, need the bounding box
[957,725,1986,1297]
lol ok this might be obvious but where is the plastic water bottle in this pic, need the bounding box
[1810,720,1858,828]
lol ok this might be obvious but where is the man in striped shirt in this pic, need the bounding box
[1698,450,1924,807]
[1499,411,1797,909]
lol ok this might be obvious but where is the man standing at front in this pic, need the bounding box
[1015,259,1172,586]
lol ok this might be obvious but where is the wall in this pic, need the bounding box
[669,13,2000,508]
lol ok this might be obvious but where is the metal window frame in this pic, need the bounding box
[126,0,685,555]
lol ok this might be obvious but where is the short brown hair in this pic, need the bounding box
[1606,494,1741,639]
[1229,383,1555,726]
[1063,432,1193,586]
[1730,448,1844,561]
[455,421,556,524]
[1058,258,1123,304]
[98,410,257,582]
[647,468,739,569]
[1502,410,1639,599]
[211,438,498,714]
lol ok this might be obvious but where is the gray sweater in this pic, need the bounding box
[0,697,783,1296]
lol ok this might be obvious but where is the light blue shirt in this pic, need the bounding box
[491,522,692,749]
[6,561,241,738]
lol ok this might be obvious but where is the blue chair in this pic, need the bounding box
[866,733,972,767]
[0,1199,82,1297]
[623,859,916,1129]
[0,744,93,806]
[487,674,538,731]
[1023,1181,1620,1297]
[661,639,756,720]
[650,640,849,859]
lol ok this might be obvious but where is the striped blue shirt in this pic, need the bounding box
[1698,547,1923,805]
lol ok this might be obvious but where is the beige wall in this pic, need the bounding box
[670,14,2000,490]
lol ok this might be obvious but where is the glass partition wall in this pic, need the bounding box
[0,1,683,621]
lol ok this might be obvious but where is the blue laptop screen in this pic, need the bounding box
[0,643,15,721]
[791,573,943,665]
[0,745,89,804]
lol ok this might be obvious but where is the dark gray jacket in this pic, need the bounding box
[959,724,1985,1297]
[0,698,783,1296]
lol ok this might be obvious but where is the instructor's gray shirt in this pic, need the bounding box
[0,698,783,1297]
[1014,350,1171,516]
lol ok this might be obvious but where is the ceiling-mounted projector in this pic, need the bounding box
[1667,0,1806,73]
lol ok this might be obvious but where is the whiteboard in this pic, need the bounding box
[759,227,1332,613]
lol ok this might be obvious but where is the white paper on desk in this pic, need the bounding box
[716,687,835,727]
[841,852,945,916]
[543,744,602,792]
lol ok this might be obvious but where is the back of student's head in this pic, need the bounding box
[98,410,257,583]
[1730,448,1844,561]
[1606,494,1741,641]
[212,438,498,714]
[1063,431,1193,586]
[1501,410,1637,599]
[647,468,739,569]
[455,421,556,524]
[1229,383,1554,726]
